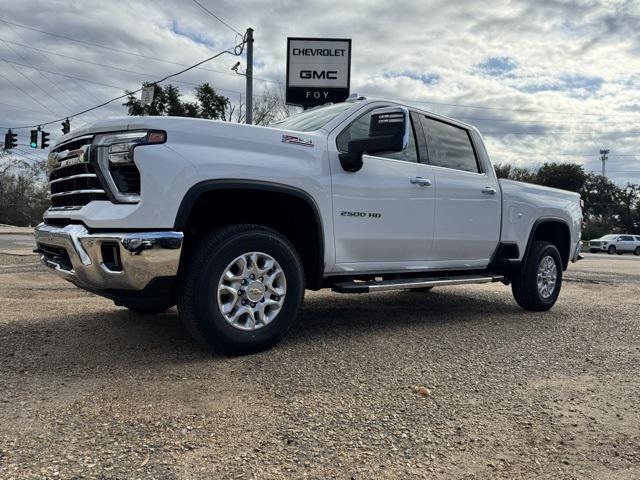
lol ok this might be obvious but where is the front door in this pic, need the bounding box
[329,109,435,269]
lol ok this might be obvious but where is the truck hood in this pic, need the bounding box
[53,116,324,151]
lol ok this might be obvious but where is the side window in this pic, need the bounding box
[420,116,479,173]
[620,235,633,241]
[337,110,418,163]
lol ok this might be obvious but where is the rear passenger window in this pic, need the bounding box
[620,236,634,241]
[420,116,479,173]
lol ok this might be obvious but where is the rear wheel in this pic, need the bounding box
[512,241,562,311]
[608,245,616,255]
[178,224,304,355]
[635,247,640,256]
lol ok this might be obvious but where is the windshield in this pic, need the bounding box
[270,102,355,131]
[600,234,618,239]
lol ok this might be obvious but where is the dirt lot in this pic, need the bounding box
[1,247,639,479]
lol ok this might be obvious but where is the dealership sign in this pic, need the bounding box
[286,37,352,108]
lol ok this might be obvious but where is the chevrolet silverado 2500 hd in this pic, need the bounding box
[35,97,583,354]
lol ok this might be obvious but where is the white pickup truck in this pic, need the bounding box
[35,97,583,354]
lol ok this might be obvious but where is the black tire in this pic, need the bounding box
[177,224,305,355]
[635,247,640,256]
[608,245,616,255]
[409,286,433,292]
[511,241,562,312]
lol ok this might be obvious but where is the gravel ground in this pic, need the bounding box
[0,253,639,479]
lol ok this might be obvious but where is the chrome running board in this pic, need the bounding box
[332,274,505,294]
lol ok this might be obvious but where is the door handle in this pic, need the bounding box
[481,186,497,195]
[410,176,432,187]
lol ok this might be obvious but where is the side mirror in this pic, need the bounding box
[339,106,409,172]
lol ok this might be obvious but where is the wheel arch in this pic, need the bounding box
[523,218,572,270]
[174,179,325,290]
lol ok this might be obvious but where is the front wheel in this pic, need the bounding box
[635,247,640,256]
[511,241,562,311]
[608,245,616,255]
[178,225,305,355]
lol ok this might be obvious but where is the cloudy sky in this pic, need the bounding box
[1,0,639,184]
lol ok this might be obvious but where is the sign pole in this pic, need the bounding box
[245,28,254,125]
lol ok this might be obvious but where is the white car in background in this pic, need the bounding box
[589,234,640,255]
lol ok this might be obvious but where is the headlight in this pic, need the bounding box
[92,131,166,203]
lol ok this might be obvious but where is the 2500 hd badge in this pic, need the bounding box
[340,211,382,218]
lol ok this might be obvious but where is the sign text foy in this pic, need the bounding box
[286,37,351,108]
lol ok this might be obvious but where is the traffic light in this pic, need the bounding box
[4,129,18,150]
[41,130,50,149]
[61,118,70,135]
[30,129,38,148]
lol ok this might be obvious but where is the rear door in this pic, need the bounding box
[417,115,501,266]
[619,235,635,252]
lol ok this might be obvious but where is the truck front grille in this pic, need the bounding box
[590,241,601,247]
[48,136,108,210]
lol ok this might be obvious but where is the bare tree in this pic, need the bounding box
[0,147,49,226]
[224,87,301,125]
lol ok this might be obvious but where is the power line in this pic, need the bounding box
[1,38,96,121]
[0,100,54,115]
[13,147,45,159]
[4,18,640,121]
[1,56,244,96]
[456,115,633,126]
[2,24,102,122]
[0,69,60,117]
[0,37,271,84]
[488,151,640,158]
[2,41,245,130]
[0,18,273,83]
[483,130,640,136]
[190,0,242,35]
[361,92,640,118]
[0,54,67,116]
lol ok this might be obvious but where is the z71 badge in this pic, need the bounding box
[281,134,313,147]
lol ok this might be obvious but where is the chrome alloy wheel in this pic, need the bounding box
[536,255,557,299]
[217,252,286,331]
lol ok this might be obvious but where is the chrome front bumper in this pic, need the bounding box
[34,223,183,292]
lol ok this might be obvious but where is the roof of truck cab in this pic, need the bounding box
[334,97,481,134]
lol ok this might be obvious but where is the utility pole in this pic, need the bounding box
[245,27,254,125]
[599,148,610,177]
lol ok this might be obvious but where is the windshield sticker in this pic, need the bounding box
[282,134,314,147]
